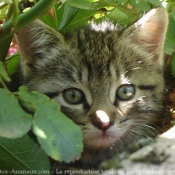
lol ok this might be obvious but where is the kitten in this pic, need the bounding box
[15,8,168,169]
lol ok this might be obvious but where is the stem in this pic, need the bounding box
[0,76,9,90]
[0,0,57,42]
[10,0,19,27]
[0,4,14,62]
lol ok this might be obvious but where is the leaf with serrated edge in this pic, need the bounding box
[33,103,83,163]
[18,86,54,106]
[18,86,83,162]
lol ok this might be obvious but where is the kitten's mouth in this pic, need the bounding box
[83,129,121,148]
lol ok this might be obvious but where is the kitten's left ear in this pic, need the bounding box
[15,20,65,78]
[124,8,168,56]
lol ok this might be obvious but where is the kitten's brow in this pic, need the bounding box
[44,92,59,98]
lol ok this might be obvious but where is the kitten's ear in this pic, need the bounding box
[123,8,168,57]
[15,20,64,77]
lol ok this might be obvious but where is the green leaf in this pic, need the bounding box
[0,88,32,138]
[164,16,175,55]
[105,7,130,25]
[66,0,94,10]
[170,10,175,21]
[18,86,55,112]
[5,53,19,76]
[58,4,78,30]
[53,3,64,29]
[33,104,83,163]
[148,0,161,6]
[117,0,128,4]
[0,135,50,174]
[18,86,56,111]
[60,9,97,32]
[165,29,175,55]
[18,86,83,163]
[0,61,11,82]
[42,14,57,29]
[94,2,111,9]
[129,0,150,12]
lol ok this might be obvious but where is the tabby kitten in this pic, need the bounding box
[15,8,168,169]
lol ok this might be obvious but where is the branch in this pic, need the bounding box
[0,0,57,42]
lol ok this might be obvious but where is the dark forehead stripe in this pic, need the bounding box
[66,28,119,79]
[138,85,156,90]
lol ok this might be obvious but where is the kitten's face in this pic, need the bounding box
[16,8,168,166]
[23,30,164,149]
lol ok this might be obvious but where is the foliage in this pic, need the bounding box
[0,0,175,173]
[0,135,50,174]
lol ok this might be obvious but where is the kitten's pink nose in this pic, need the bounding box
[92,110,114,131]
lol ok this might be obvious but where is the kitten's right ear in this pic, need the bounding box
[15,20,64,77]
[122,8,168,64]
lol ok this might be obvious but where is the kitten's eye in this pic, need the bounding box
[116,84,135,101]
[63,88,85,104]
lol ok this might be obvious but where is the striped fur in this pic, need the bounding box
[16,8,168,169]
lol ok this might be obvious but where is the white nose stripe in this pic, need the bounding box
[96,110,110,123]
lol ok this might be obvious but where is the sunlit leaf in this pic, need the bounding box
[104,7,130,25]
[33,104,83,163]
[18,86,83,163]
